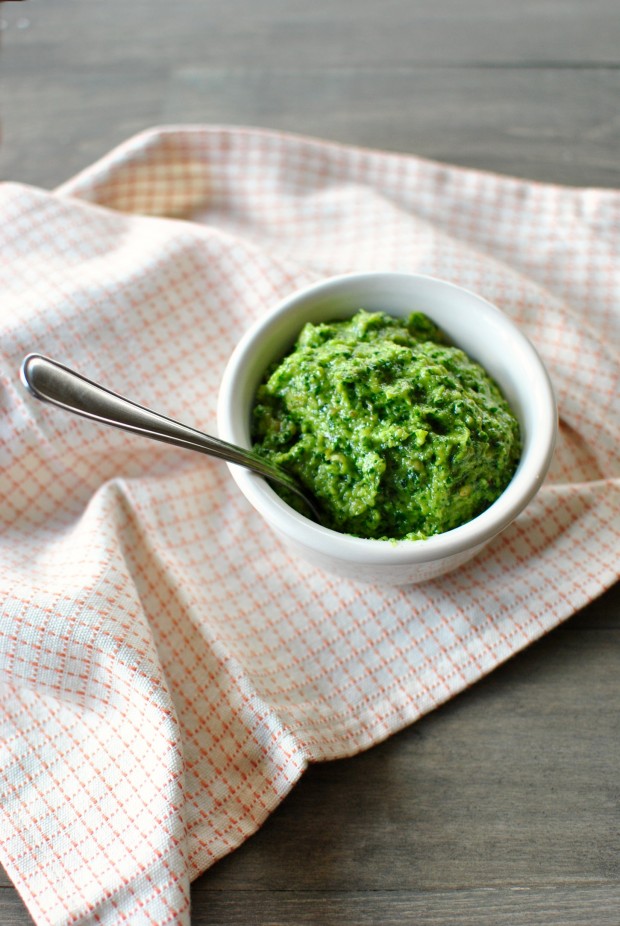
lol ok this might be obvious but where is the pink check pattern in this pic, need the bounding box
[1,126,618,925]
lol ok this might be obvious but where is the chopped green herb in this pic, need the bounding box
[251,310,521,540]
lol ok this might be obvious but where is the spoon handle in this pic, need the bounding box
[20,353,312,509]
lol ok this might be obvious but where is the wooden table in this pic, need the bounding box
[1,2,618,923]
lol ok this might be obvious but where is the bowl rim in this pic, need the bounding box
[217,272,557,565]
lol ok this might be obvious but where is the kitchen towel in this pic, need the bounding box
[1,125,618,925]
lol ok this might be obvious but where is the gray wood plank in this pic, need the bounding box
[162,66,620,187]
[3,0,620,68]
[0,891,33,926]
[3,64,620,188]
[192,886,620,926]
[2,1,620,188]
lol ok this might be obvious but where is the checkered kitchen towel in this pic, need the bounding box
[1,126,619,925]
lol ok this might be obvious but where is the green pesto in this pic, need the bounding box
[251,310,521,540]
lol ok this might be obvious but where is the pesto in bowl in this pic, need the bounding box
[251,309,521,541]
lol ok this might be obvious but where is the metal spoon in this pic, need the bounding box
[20,353,321,521]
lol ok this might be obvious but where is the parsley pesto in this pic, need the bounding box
[251,310,521,540]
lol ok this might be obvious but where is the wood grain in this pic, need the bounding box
[0,1,618,923]
[2,0,620,188]
[194,887,620,926]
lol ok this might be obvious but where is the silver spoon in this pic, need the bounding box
[20,353,321,522]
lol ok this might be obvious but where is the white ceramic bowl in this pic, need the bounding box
[217,273,556,585]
